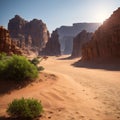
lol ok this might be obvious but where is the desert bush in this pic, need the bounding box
[0,52,7,60]
[7,98,43,119]
[38,66,44,71]
[0,53,8,78]
[0,54,38,81]
[30,57,40,66]
[30,57,44,71]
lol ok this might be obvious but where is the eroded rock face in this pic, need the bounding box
[71,30,93,58]
[8,15,49,51]
[0,26,23,55]
[82,8,120,61]
[8,15,27,38]
[40,30,61,56]
[25,19,49,49]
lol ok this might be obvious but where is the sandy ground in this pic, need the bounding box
[0,55,120,120]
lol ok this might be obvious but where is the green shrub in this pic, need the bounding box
[0,54,38,81]
[7,98,43,119]
[38,66,44,71]
[0,53,8,78]
[0,52,7,60]
[30,58,40,66]
[30,57,44,71]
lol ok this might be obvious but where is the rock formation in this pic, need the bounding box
[56,23,100,54]
[8,15,49,52]
[71,30,93,58]
[0,26,23,55]
[82,8,120,61]
[40,30,61,56]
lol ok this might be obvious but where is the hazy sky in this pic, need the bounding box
[0,0,119,32]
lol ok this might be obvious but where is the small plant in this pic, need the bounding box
[7,98,43,119]
[38,66,44,71]
[30,58,40,66]
[30,57,44,71]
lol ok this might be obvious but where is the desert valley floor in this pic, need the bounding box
[0,55,120,120]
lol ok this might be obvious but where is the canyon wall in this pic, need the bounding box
[56,23,100,54]
[82,8,120,61]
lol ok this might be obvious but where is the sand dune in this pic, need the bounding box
[0,55,120,120]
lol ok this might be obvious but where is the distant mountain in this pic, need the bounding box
[8,15,49,53]
[56,23,101,54]
[82,8,120,61]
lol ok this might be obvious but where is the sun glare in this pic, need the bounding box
[95,11,108,23]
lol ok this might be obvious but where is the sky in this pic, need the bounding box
[0,0,120,33]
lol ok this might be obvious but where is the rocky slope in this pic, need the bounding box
[82,8,120,61]
[40,30,61,56]
[8,15,49,52]
[56,23,100,54]
[71,30,93,58]
[0,26,23,55]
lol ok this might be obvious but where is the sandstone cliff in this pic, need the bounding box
[71,30,93,58]
[40,30,61,56]
[0,26,22,55]
[8,15,49,52]
[82,8,120,61]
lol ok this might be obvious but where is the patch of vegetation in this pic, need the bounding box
[30,58,40,66]
[0,53,38,81]
[29,57,44,71]
[38,66,44,71]
[0,52,7,60]
[7,98,43,119]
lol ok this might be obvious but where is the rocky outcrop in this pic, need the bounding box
[0,26,23,55]
[82,8,120,61]
[8,15,49,52]
[71,30,93,58]
[24,19,49,49]
[8,15,27,38]
[40,30,61,56]
[56,23,100,54]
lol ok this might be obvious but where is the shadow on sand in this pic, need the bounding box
[0,117,18,120]
[0,116,36,120]
[0,80,33,95]
[72,59,120,71]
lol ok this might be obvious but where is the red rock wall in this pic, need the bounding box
[0,26,22,55]
[82,8,120,61]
